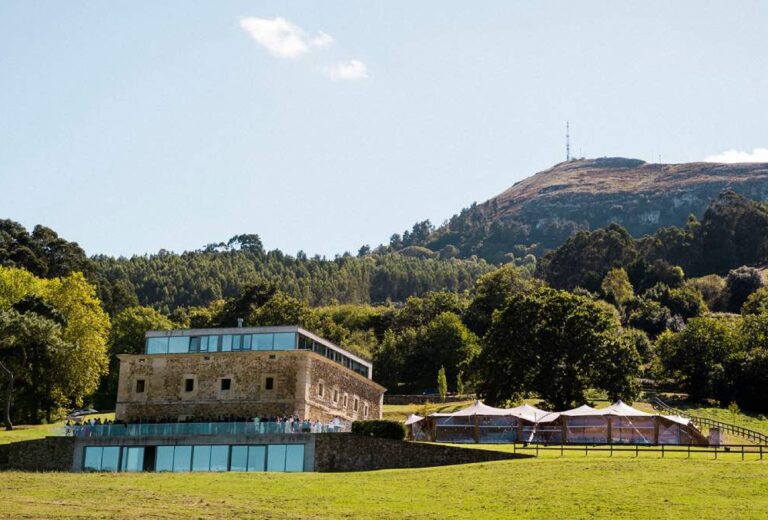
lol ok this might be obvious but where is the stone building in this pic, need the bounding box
[116,326,385,423]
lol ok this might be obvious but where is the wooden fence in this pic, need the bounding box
[513,442,766,460]
[649,396,768,445]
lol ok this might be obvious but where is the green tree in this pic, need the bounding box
[725,266,765,313]
[456,371,465,396]
[0,308,70,428]
[437,366,447,402]
[0,267,110,422]
[657,316,738,401]
[402,312,481,393]
[464,263,543,336]
[741,287,768,316]
[601,267,634,307]
[478,288,640,409]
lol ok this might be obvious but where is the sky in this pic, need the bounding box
[1,1,767,258]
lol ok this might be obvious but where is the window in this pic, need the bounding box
[353,397,359,412]
[364,404,369,418]
[318,383,324,397]
[272,333,296,350]
[220,378,231,391]
[146,337,169,354]
[343,394,348,407]
[184,378,195,392]
[265,377,274,391]
[168,336,189,354]
[135,380,145,393]
[189,337,201,352]
[333,390,339,403]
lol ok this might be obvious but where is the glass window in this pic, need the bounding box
[266,445,286,472]
[285,445,304,472]
[146,337,169,354]
[242,334,252,351]
[168,336,189,354]
[221,335,232,352]
[121,447,144,472]
[265,377,274,390]
[232,335,242,351]
[100,447,120,472]
[192,445,211,471]
[135,380,145,393]
[83,447,102,471]
[210,445,229,471]
[173,445,192,472]
[273,333,296,350]
[220,378,231,391]
[206,336,220,352]
[253,334,274,351]
[155,446,174,472]
[184,378,195,392]
[189,337,201,352]
[248,446,266,472]
[230,446,248,472]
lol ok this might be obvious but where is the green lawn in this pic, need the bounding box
[0,413,115,445]
[1,458,767,519]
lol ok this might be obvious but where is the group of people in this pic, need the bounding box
[63,414,346,436]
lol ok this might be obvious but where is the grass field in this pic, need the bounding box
[1,457,767,519]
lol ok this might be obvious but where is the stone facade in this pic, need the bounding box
[116,350,385,422]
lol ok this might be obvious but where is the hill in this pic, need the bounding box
[401,158,768,263]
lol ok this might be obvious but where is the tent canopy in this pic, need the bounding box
[404,414,424,426]
[448,400,511,417]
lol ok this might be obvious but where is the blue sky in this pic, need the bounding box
[1,1,767,257]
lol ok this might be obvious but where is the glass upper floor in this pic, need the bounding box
[144,326,372,378]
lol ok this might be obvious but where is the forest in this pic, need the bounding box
[2,189,768,426]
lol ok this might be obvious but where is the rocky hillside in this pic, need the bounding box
[399,158,768,263]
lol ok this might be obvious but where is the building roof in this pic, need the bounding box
[144,325,371,369]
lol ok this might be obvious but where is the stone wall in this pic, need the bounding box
[116,350,385,423]
[0,437,74,471]
[303,357,385,422]
[314,433,527,472]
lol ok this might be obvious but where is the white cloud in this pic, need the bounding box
[324,59,369,81]
[704,148,768,163]
[240,16,333,59]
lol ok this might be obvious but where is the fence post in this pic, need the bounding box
[714,446,718,460]
[585,444,588,457]
[688,444,690,459]
[610,444,613,457]
[742,445,745,461]
[561,443,564,457]
[760,445,763,461]
[536,444,539,457]
[636,444,639,458]
[661,444,664,459]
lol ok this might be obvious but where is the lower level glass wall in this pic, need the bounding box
[83,443,305,473]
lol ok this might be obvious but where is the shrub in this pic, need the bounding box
[351,420,406,440]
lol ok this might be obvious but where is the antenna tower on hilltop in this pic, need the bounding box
[566,120,571,161]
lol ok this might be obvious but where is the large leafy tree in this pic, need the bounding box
[464,263,543,336]
[0,309,71,428]
[477,288,640,409]
[0,267,110,423]
[657,316,738,400]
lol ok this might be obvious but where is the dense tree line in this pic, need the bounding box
[540,191,768,292]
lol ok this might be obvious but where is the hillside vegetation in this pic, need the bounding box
[389,158,768,263]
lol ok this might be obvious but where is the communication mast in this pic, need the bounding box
[566,121,571,161]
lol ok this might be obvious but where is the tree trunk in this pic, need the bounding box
[0,361,14,431]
